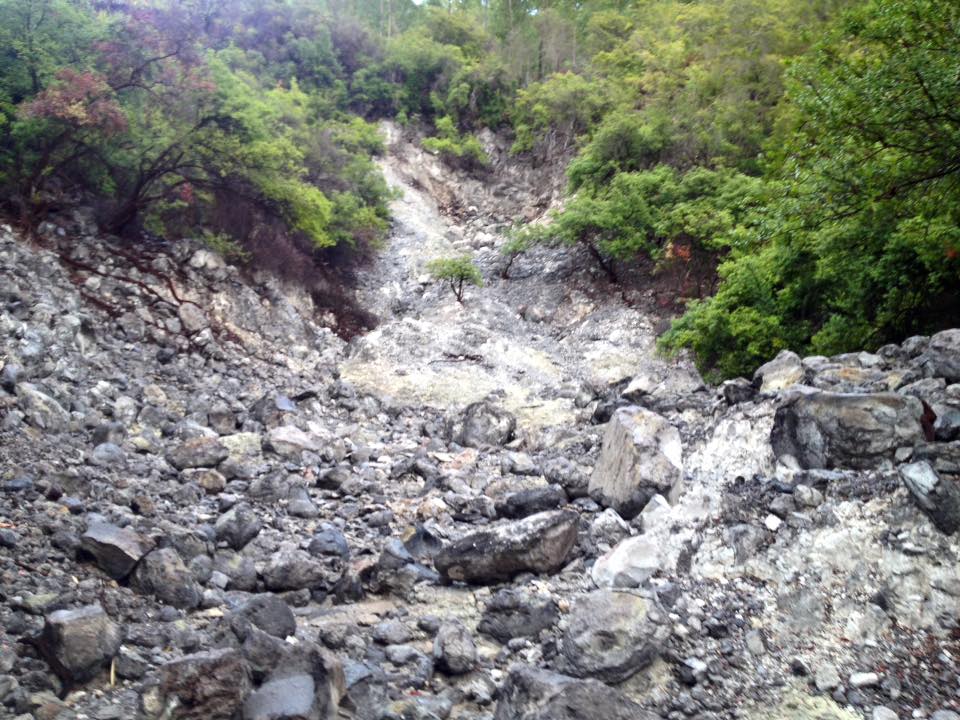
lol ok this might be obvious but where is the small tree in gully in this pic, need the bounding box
[427,255,483,303]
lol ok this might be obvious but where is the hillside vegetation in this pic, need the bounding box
[1,0,957,377]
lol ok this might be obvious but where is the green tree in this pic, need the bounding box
[422,115,489,170]
[662,0,960,377]
[427,255,484,302]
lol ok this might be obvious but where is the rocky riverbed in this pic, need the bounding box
[1,128,959,720]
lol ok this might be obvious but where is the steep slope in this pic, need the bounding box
[0,133,959,720]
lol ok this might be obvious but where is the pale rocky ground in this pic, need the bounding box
[0,125,958,720]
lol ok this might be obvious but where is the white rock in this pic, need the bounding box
[591,534,662,588]
[640,494,671,531]
[589,406,683,520]
[815,663,841,691]
[753,350,804,393]
[764,514,783,532]
[850,671,880,688]
[794,484,823,508]
[873,708,899,720]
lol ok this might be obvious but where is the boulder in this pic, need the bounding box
[145,648,252,720]
[263,546,341,592]
[81,522,155,580]
[556,590,659,683]
[167,437,229,470]
[434,510,578,584]
[308,525,350,560]
[588,508,631,548]
[232,595,297,639]
[934,406,960,442]
[214,549,258,591]
[495,485,567,519]
[478,589,559,643]
[16,383,70,431]
[446,401,516,448]
[918,329,960,382]
[287,486,319,518]
[215,504,262,550]
[433,621,477,675]
[721,378,757,405]
[501,451,539,476]
[542,457,590,498]
[591,534,662,588]
[243,646,343,720]
[133,547,202,609]
[266,425,320,460]
[753,350,804,393]
[914,440,960,474]
[178,304,207,334]
[243,674,320,720]
[900,461,960,534]
[494,665,659,720]
[38,604,122,684]
[589,407,683,519]
[771,391,924,469]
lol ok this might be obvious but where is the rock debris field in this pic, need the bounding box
[1,131,960,720]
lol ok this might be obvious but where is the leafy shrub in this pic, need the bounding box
[567,110,672,192]
[662,0,960,378]
[422,116,489,170]
[510,72,612,156]
[426,255,483,303]
[516,165,764,280]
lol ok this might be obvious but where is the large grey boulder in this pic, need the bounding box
[446,401,516,448]
[133,547,202,609]
[900,461,960,535]
[266,425,320,460]
[918,329,960,382]
[589,407,683,520]
[753,350,804,393]
[143,648,252,720]
[231,595,297,639]
[494,665,660,720]
[243,674,318,720]
[166,436,229,470]
[81,522,155,580]
[215,504,262,550]
[38,604,122,684]
[914,440,960,474]
[478,589,559,643]
[243,646,343,720]
[434,510,578,584]
[771,391,924,469]
[556,590,660,683]
[433,621,477,675]
[263,546,341,592]
[16,383,70,431]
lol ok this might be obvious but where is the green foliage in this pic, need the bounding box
[662,0,960,378]
[422,116,489,170]
[6,0,951,382]
[510,72,612,155]
[426,255,483,302]
[444,57,513,129]
[0,0,105,103]
[200,230,251,262]
[520,165,765,274]
[0,0,392,260]
[566,110,672,192]
[380,28,466,119]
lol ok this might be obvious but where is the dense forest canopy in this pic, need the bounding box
[0,0,957,377]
